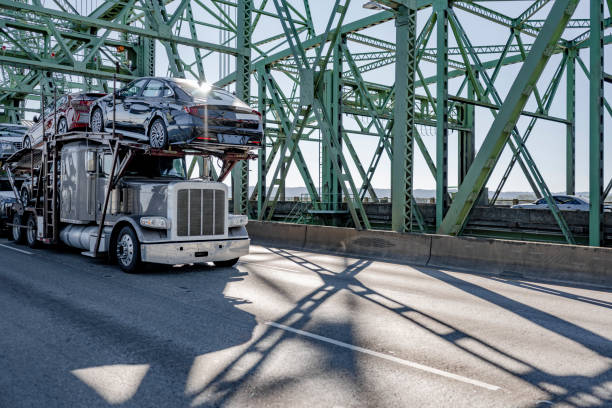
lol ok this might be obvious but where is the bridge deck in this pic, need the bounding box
[0,238,610,407]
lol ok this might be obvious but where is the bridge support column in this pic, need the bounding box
[589,0,604,246]
[391,4,417,232]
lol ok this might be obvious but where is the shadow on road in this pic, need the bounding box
[191,245,612,407]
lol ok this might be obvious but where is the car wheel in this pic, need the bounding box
[25,214,39,249]
[213,258,239,268]
[149,118,168,149]
[91,108,104,133]
[57,117,68,135]
[11,213,25,244]
[22,136,31,149]
[115,226,142,273]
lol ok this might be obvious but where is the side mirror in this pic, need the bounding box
[86,151,97,173]
[33,115,39,122]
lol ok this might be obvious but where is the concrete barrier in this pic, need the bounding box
[247,221,612,287]
[246,221,307,248]
[303,224,432,265]
[429,235,612,286]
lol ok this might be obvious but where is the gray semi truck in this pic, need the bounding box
[4,132,253,272]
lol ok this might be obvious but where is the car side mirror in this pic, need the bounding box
[33,115,39,122]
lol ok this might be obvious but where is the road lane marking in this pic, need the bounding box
[0,244,33,255]
[266,321,501,391]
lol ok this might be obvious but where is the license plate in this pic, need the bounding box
[218,134,247,145]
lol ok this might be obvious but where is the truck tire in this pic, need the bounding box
[25,214,39,249]
[149,118,168,149]
[11,213,25,244]
[115,226,142,273]
[213,258,239,268]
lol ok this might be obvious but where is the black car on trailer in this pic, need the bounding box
[89,77,263,149]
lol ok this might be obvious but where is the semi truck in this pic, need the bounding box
[3,132,254,272]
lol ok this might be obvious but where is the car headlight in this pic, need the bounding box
[140,216,170,229]
[0,142,13,152]
[228,214,248,228]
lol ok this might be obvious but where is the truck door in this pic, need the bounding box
[96,152,114,221]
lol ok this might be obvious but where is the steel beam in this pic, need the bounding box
[232,0,252,216]
[566,47,576,195]
[435,0,449,228]
[589,0,604,246]
[391,4,417,232]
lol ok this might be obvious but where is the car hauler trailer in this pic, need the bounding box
[3,131,256,273]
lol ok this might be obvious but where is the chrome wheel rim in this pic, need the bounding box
[58,119,67,134]
[27,218,36,244]
[117,233,134,266]
[150,121,165,147]
[91,110,102,132]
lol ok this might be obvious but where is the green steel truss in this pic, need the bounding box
[0,1,609,245]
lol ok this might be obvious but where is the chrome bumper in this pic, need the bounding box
[140,238,249,264]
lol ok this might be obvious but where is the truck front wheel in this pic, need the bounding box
[213,258,239,268]
[115,226,142,273]
[11,213,25,244]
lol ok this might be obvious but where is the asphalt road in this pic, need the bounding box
[0,238,611,407]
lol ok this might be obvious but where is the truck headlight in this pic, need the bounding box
[140,216,170,229]
[228,214,248,228]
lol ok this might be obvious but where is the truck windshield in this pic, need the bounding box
[123,155,186,179]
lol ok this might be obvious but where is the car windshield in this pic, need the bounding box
[554,196,580,204]
[124,156,186,179]
[173,79,240,103]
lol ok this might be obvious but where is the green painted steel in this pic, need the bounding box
[391,3,417,233]
[589,0,604,246]
[0,1,608,246]
[232,0,252,216]
[566,47,576,196]
[438,0,579,238]
[435,0,448,229]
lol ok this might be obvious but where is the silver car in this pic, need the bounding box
[0,124,28,159]
[511,195,612,212]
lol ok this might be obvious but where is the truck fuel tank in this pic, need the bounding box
[60,224,112,253]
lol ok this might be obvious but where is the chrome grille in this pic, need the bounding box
[177,188,225,237]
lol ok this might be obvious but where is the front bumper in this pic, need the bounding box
[140,238,250,264]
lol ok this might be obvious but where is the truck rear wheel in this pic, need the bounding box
[115,226,141,273]
[11,213,25,244]
[213,258,239,268]
[25,214,39,249]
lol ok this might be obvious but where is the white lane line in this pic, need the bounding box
[0,243,33,255]
[266,321,501,391]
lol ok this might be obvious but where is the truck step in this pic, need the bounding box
[80,251,103,258]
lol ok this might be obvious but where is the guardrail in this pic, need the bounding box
[247,221,612,288]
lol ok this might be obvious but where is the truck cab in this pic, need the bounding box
[54,141,249,272]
